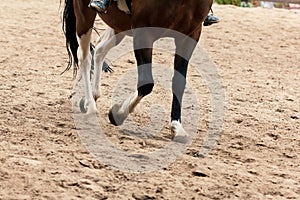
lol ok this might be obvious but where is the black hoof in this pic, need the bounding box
[79,98,87,113]
[108,109,118,126]
[108,104,125,126]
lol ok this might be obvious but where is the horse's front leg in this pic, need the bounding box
[92,28,124,101]
[170,35,198,143]
[77,28,97,114]
[108,33,154,125]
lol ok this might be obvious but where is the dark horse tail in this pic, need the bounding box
[62,0,78,75]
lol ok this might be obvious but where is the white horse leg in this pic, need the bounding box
[77,28,97,114]
[92,28,124,100]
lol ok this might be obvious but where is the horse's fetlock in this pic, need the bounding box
[138,83,154,97]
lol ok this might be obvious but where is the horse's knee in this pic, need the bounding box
[138,83,154,97]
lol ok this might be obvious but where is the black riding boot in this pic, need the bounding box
[203,14,220,26]
[203,9,220,26]
[89,0,111,13]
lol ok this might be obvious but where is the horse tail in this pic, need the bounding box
[62,0,78,76]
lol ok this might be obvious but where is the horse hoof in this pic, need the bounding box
[108,104,120,126]
[108,104,125,126]
[173,134,189,144]
[170,120,189,144]
[108,109,117,126]
[79,98,87,113]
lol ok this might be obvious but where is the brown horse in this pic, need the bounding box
[63,0,212,143]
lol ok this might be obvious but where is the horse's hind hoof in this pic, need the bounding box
[79,98,87,113]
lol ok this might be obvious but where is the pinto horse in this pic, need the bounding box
[63,0,212,143]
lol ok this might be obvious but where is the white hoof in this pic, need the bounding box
[170,121,189,144]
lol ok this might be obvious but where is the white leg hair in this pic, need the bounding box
[109,92,143,125]
[77,29,97,114]
[170,120,189,143]
[92,28,120,100]
[119,92,142,115]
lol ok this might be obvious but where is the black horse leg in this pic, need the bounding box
[135,48,154,97]
[108,32,154,126]
[171,54,188,122]
[171,38,197,122]
[134,32,155,98]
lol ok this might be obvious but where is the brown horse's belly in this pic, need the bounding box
[99,0,212,36]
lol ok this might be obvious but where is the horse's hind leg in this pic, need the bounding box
[170,34,199,143]
[74,1,97,114]
[78,29,97,114]
[108,32,154,126]
[92,28,125,101]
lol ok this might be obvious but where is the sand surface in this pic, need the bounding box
[0,0,299,199]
